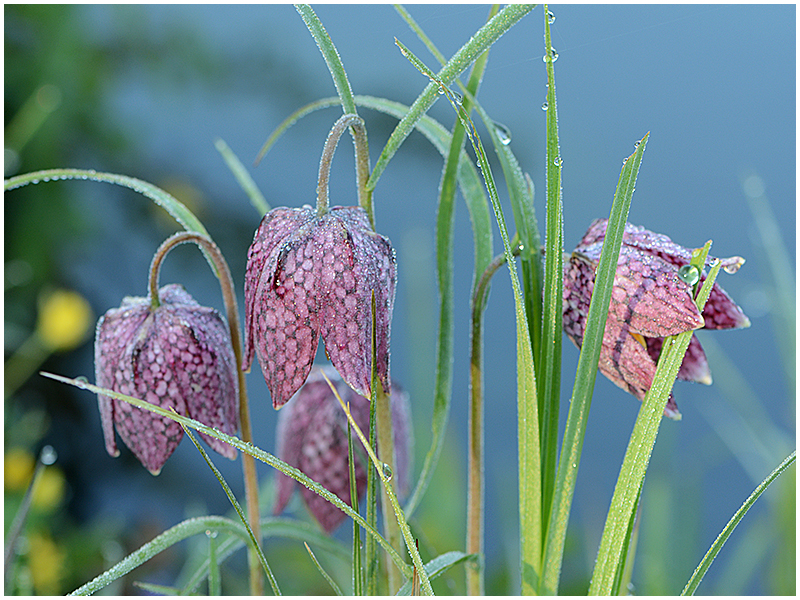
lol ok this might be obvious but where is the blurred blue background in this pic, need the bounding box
[5,4,794,594]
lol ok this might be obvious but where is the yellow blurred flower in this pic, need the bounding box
[4,447,35,491]
[32,466,66,511]
[28,532,65,595]
[36,289,93,351]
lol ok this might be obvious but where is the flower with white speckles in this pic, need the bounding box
[243,205,396,409]
[563,219,750,419]
[273,366,411,533]
[95,283,239,474]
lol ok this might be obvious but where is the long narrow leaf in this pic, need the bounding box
[41,372,412,580]
[69,516,249,595]
[682,450,796,595]
[589,242,720,595]
[214,138,270,216]
[294,4,356,115]
[540,133,649,594]
[538,5,564,546]
[4,169,217,275]
[369,4,534,191]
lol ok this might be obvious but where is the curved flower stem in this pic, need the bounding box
[317,113,371,225]
[148,231,263,596]
[468,237,521,595]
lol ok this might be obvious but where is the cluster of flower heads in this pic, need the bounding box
[563,218,750,418]
[273,366,411,533]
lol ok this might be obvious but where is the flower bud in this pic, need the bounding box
[95,284,239,474]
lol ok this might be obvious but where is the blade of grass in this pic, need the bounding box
[347,422,363,595]
[323,372,434,595]
[681,450,796,595]
[540,133,649,595]
[395,551,478,595]
[369,4,534,192]
[180,422,281,595]
[215,138,270,217]
[589,242,719,595]
[68,516,250,595]
[539,6,564,550]
[304,542,344,595]
[207,529,221,596]
[42,372,411,580]
[294,4,356,115]
[397,40,542,594]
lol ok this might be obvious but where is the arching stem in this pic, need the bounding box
[317,113,373,228]
[148,231,263,596]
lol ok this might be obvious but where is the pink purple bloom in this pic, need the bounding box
[244,205,396,409]
[273,366,411,533]
[95,284,239,474]
[563,219,750,419]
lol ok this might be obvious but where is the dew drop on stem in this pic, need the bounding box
[382,462,393,481]
[547,10,556,25]
[541,101,549,111]
[494,121,512,145]
[678,264,701,286]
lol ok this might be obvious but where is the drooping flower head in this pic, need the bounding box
[95,284,239,474]
[244,205,396,409]
[563,219,749,418]
[273,366,412,533]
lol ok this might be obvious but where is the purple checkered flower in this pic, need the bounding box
[563,219,749,419]
[95,284,239,474]
[273,366,411,533]
[243,205,396,409]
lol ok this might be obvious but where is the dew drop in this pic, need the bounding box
[494,121,512,145]
[40,445,57,465]
[205,529,219,539]
[541,101,549,111]
[542,47,558,63]
[437,87,445,95]
[547,10,556,25]
[678,264,701,286]
[75,375,89,385]
[634,141,640,149]
[553,156,562,167]
[451,89,463,105]
[382,463,393,481]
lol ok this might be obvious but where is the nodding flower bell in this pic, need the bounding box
[563,219,750,419]
[95,284,239,474]
[244,114,397,408]
[273,366,412,533]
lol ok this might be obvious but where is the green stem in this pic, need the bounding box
[468,240,520,595]
[147,231,263,596]
[375,381,402,593]
[317,114,364,216]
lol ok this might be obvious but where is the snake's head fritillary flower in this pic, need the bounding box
[243,205,396,409]
[95,284,239,474]
[273,366,411,534]
[563,219,749,419]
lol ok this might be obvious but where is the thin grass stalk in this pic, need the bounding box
[539,6,564,551]
[589,243,718,594]
[540,133,649,594]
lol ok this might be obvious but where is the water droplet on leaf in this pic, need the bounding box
[494,121,512,145]
[541,101,549,111]
[382,462,393,481]
[40,445,57,465]
[678,264,701,286]
[547,10,556,24]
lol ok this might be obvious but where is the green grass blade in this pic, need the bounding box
[369,4,534,192]
[304,542,344,595]
[68,516,249,595]
[4,169,217,275]
[42,372,411,580]
[294,4,356,115]
[181,424,281,595]
[395,551,478,595]
[589,242,719,595]
[541,133,649,594]
[538,7,564,549]
[682,450,796,595]
[214,138,270,217]
[207,528,221,596]
[397,41,541,594]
